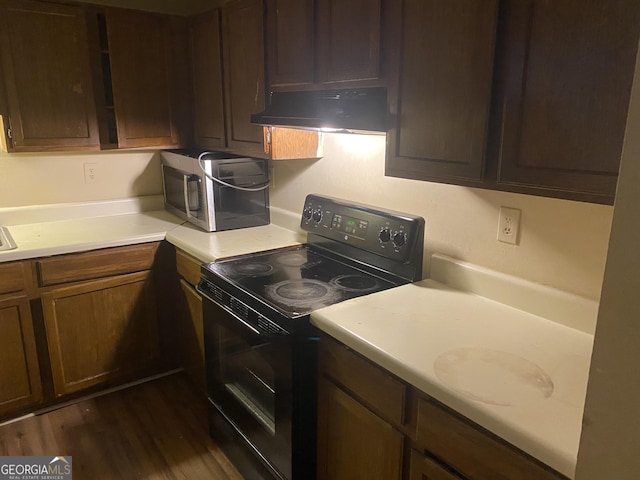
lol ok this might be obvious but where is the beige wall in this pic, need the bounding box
[0,150,162,208]
[271,133,613,300]
[574,37,640,479]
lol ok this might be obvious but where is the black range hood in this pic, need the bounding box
[250,87,388,133]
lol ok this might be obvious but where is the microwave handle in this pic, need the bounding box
[182,174,201,218]
[183,175,193,218]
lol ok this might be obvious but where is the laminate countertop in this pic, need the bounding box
[311,253,597,479]
[0,196,303,263]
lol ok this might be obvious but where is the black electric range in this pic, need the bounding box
[197,194,425,480]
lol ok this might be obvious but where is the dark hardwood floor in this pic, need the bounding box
[0,372,243,480]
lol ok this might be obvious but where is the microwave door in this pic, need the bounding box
[163,165,202,221]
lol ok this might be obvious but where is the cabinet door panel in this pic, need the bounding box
[222,0,266,156]
[266,0,315,87]
[107,8,180,148]
[190,9,226,149]
[178,279,205,392]
[316,0,382,83]
[317,377,403,480]
[0,295,42,416]
[0,0,99,151]
[42,271,159,397]
[493,0,640,203]
[386,0,498,182]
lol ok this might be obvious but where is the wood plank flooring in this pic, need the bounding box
[0,372,243,480]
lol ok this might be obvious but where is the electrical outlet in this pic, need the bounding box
[83,163,99,184]
[497,207,521,245]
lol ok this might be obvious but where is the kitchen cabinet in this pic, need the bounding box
[317,336,406,480]
[38,243,160,397]
[104,8,187,149]
[488,0,640,204]
[266,0,389,89]
[0,0,101,152]
[386,0,640,205]
[189,9,227,150]
[413,396,566,480]
[174,248,206,393]
[385,0,498,184]
[317,335,568,480]
[0,262,42,418]
[221,0,266,156]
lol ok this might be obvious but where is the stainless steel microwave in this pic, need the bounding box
[160,149,270,232]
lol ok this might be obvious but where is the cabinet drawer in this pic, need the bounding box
[0,262,27,295]
[318,337,406,425]
[409,449,462,480]
[175,248,202,287]
[416,397,566,480]
[37,243,158,287]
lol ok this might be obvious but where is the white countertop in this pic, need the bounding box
[0,196,303,263]
[311,254,597,479]
[0,197,595,478]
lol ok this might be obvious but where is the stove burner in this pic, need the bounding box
[330,274,381,292]
[266,279,339,308]
[222,262,274,277]
[276,252,321,268]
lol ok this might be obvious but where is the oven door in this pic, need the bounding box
[201,292,294,480]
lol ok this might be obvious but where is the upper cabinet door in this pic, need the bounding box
[316,0,383,84]
[265,0,387,90]
[190,9,226,149]
[266,0,315,88]
[222,0,266,156]
[106,8,182,148]
[492,0,640,204]
[0,0,100,151]
[386,0,498,182]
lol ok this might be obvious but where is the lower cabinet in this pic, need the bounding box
[317,335,568,480]
[41,271,159,397]
[317,377,404,480]
[175,248,205,392]
[0,294,42,417]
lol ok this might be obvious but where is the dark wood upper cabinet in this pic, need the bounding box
[106,8,184,149]
[0,0,100,151]
[189,9,227,149]
[265,0,386,89]
[266,0,315,87]
[490,0,640,204]
[316,0,382,84]
[222,0,266,156]
[386,0,499,182]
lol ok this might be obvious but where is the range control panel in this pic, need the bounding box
[300,194,425,263]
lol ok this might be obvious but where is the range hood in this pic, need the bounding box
[251,87,388,133]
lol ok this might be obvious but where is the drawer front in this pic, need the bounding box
[37,243,158,287]
[0,262,26,295]
[416,397,566,480]
[175,248,202,287]
[319,337,406,425]
[409,449,463,480]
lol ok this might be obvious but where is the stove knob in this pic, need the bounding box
[312,209,323,223]
[302,207,313,221]
[378,227,391,243]
[392,231,407,248]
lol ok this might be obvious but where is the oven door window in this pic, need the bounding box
[204,300,292,478]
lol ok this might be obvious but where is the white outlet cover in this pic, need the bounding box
[497,207,521,245]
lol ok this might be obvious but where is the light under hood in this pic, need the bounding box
[251,87,388,133]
